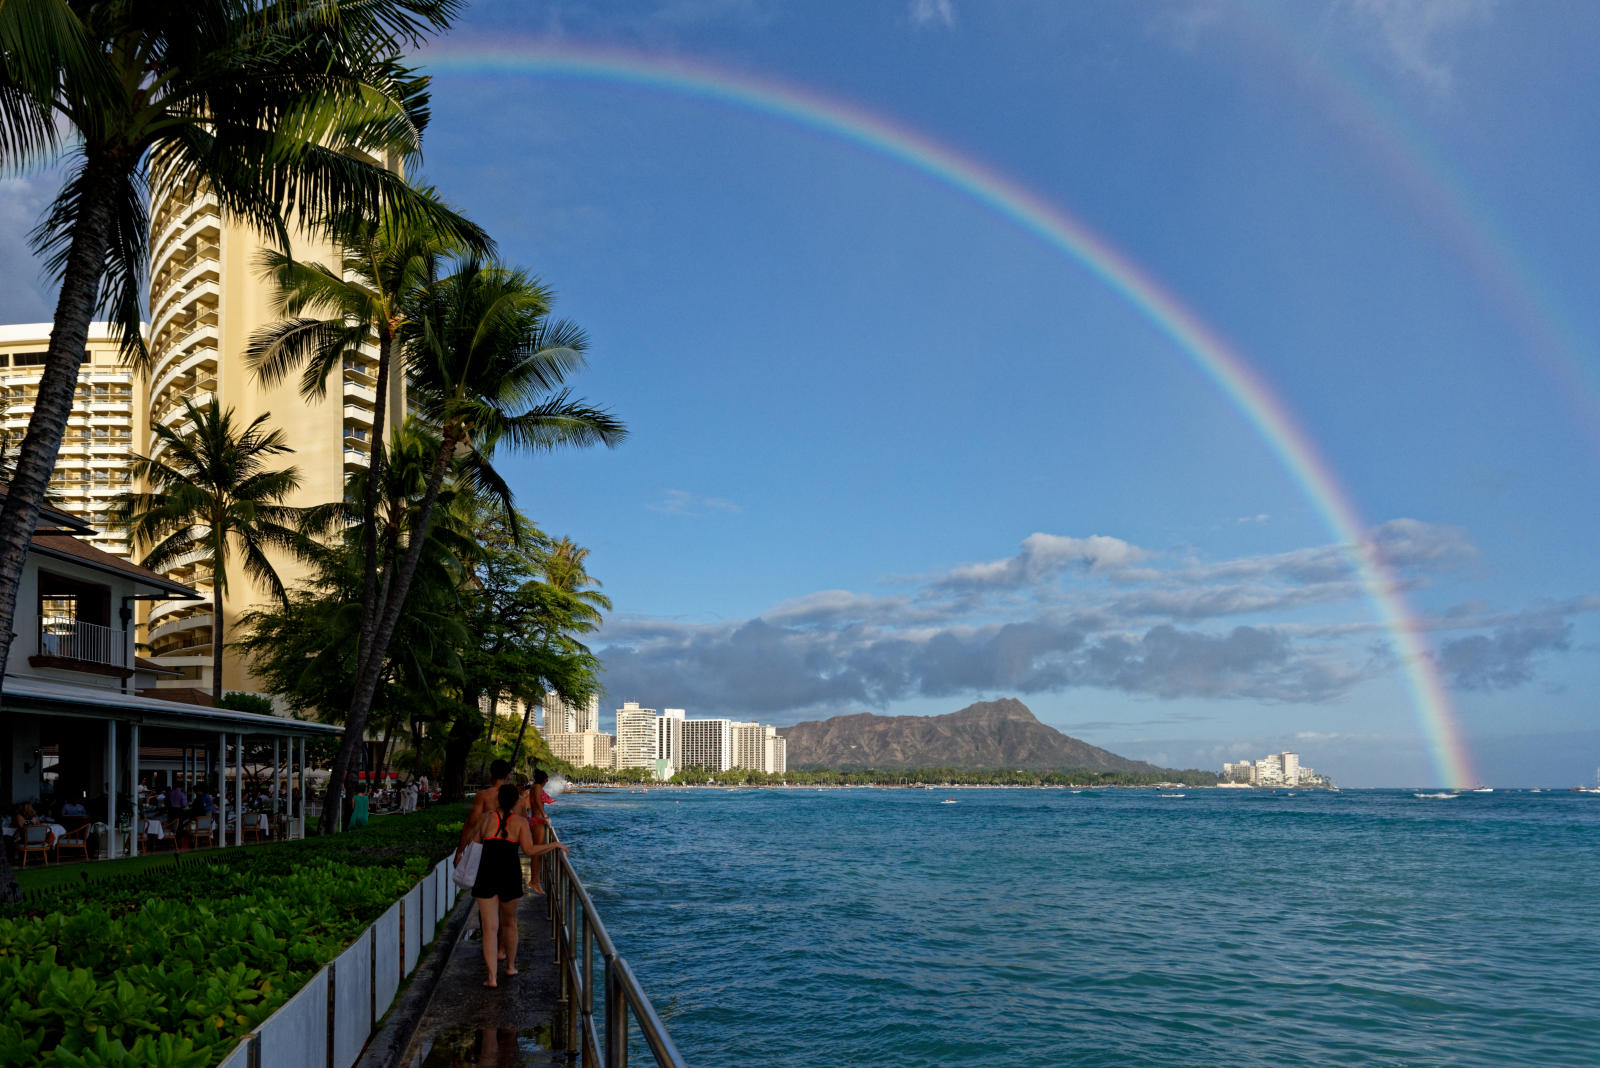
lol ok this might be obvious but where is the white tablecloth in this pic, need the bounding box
[145,819,165,840]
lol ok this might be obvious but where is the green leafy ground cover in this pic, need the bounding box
[0,806,466,1068]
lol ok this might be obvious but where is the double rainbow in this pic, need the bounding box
[423,41,1478,788]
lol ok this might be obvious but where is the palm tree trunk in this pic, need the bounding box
[354,331,393,688]
[322,428,461,830]
[211,579,224,707]
[508,694,539,772]
[0,155,121,901]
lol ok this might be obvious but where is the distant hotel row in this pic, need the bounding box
[1221,751,1331,788]
[542,696,788,778]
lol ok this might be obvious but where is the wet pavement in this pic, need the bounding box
[401,862,566,1068]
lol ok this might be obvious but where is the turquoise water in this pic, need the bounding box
[556,788,1600,1066]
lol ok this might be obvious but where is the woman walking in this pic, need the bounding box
[461,783,567,987]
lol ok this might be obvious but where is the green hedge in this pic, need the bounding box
[0,806,466,1068]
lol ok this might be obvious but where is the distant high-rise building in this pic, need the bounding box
[613,702,657,770]
[730,721,766,771]
[1221,752,1319,787]
[655,708,685,768]
[680,717,734,772]
[765,730,787,775]
[546,691,600,735]
[549,730,613,770]
[0,323,143,560]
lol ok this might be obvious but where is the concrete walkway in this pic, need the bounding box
[397,865,566,1068]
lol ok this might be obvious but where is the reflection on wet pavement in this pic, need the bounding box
[416,1023,557,1067]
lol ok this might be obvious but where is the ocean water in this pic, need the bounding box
[554,788,1600,1067]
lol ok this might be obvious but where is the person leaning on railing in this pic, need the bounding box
[458,783,568,989]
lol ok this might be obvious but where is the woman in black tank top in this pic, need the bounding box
[464,783,569,987]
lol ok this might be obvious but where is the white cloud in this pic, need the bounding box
[646,488,743,516]
[939,532,1150,590]
[1344,0,1498,94]
[909,0,955,29]
[596,519,1589,719]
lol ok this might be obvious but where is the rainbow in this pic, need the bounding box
[422,40,1478,788]
[1239,2,1600,461]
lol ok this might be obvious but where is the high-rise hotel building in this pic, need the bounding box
[0,324,143,560]
[612,702,658,770]
[140,178,402,694]
[545,691,600,735]
[543,690,610,769]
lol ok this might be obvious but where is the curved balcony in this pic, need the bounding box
[151,343,219,401]
[150,324,218,381]
[148,611,214,646]
[150,192,219,266]
[151,253,221,324]
[151,279,219,346]
[146,595,210,630]
[157,390,213,426]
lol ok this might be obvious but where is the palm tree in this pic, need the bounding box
[110,399,303,707]
[320,256,628,827]
[0,0,471,726]
[505,536,611,769]
[543,537,612,626]
[246,197,477,697]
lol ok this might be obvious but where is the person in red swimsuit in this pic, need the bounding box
[461,783,567,987]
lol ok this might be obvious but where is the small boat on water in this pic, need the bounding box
[1472,787,1494,793]
[1413,792,1459,800]
[940,798,958,805]
[1159,792,1185,798]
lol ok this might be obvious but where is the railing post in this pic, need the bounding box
[605,959,628,1068]
[582,911,595,1062]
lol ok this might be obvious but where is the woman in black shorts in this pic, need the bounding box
[464,783,567,987]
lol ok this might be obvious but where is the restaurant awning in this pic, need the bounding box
[1,676,341,737]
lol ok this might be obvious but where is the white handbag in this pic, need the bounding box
[451,841,482,889]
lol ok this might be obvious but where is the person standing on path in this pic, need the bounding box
[348,784,370,830]
[457,760,513,855]
[460,783,567,988]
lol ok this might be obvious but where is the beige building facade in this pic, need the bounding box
[141,181,402,695]
[0,324,145,560]
[548,729,614,770]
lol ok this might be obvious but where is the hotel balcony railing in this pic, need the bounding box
[39,616,127,669]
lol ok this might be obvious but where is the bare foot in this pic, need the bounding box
[482,980,497,988]
[505,966,518,977]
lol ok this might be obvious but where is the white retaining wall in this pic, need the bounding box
[373,901,401,1020]
[217,856,461,1068]
[403,882,423,975]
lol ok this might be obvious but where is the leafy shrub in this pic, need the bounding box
[0,807,466,1067]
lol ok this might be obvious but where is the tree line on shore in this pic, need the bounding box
[550,764,1223,787]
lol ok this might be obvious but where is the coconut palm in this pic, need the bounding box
[246,197,476,685]
[109,399,303,707]
[0,0,470,731]
[320,255,628,828]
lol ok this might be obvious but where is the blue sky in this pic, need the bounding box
[6,1,1598,786]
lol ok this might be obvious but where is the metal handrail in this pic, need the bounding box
[540,830,687,1068]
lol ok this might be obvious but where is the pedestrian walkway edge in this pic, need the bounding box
[355,888,476,1068]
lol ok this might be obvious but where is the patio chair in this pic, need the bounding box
[242,813,266,843]
[55,821,90,862]
[19,824,50,867]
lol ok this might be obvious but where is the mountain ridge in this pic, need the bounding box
[778,698,1164,774]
